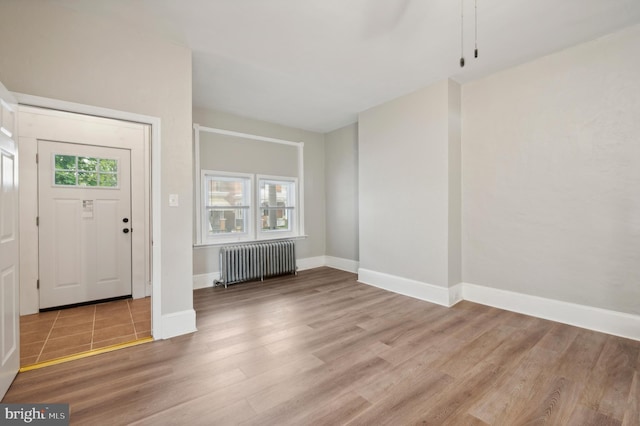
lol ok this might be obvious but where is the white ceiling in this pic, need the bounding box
[53,0,640,133]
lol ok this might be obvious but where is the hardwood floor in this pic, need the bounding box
[3,268,639,425]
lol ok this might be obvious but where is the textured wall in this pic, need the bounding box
[462,25,640,314]
[359,80,461,288]
[325,123,359,261]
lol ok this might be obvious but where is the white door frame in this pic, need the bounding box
[0,82,19,399]
[23,110,145,306]
[14,93,162,339]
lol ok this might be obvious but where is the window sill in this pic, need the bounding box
[193,234,308,249]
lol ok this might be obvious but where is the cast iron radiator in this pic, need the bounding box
[217,240,297,288]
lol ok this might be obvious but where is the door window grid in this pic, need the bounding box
[53,154,119,188]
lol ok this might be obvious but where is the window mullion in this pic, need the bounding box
[202,171,253,242]
[74,155,79,186]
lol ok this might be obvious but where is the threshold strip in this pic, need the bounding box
[19,337,154,372]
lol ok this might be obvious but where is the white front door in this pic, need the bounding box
[38,141,132,309]
[0,83,19,398]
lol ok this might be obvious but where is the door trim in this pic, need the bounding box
[14,93,162,340]
[0,82,19,399]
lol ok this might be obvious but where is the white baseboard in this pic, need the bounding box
[448,283,464,306]
[161,309,197,339]
[356,271,639,340]
[193,272,220,290]
[463,282,640,341]
[325,256,359,274]
[358,268,460,307]
[297,256,327,271]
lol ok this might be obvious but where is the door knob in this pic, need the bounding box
[123,228,130,234]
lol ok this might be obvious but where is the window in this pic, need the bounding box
[198,171,300,244]
[193,125,305,246]
[202,171,252,243]
[54,154,119,188]
[258,176,297,238]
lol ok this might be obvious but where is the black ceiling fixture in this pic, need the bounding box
[460,0,479,67]
[475,0,479,58]
[460,0,465,67]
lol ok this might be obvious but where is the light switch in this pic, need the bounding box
[169,194,179,207]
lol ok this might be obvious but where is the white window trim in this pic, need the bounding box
[201,170,254,244]
[257,174,299,240]
[193,124,305,247]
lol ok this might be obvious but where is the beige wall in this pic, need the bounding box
[325,123,359,262]
[193,107,326,276]
[358,79,461,288]
[0,1,193,318]
[199,132,298,176]
[462,24,640,315]
[447,80,462,286]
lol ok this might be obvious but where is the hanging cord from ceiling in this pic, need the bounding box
[461,0,479,67]
[475,0,479,58]
[460,0,465,67]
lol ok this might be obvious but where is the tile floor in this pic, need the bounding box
[20,297,151,367]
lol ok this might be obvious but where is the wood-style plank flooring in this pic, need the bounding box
[3,268,639,425]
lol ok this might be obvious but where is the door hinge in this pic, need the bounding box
[36,153,39,164]
[36,216,39,226]
[37,279,40,289]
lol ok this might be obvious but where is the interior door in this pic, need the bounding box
[38,141,132,309]
[0,84,19,399]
